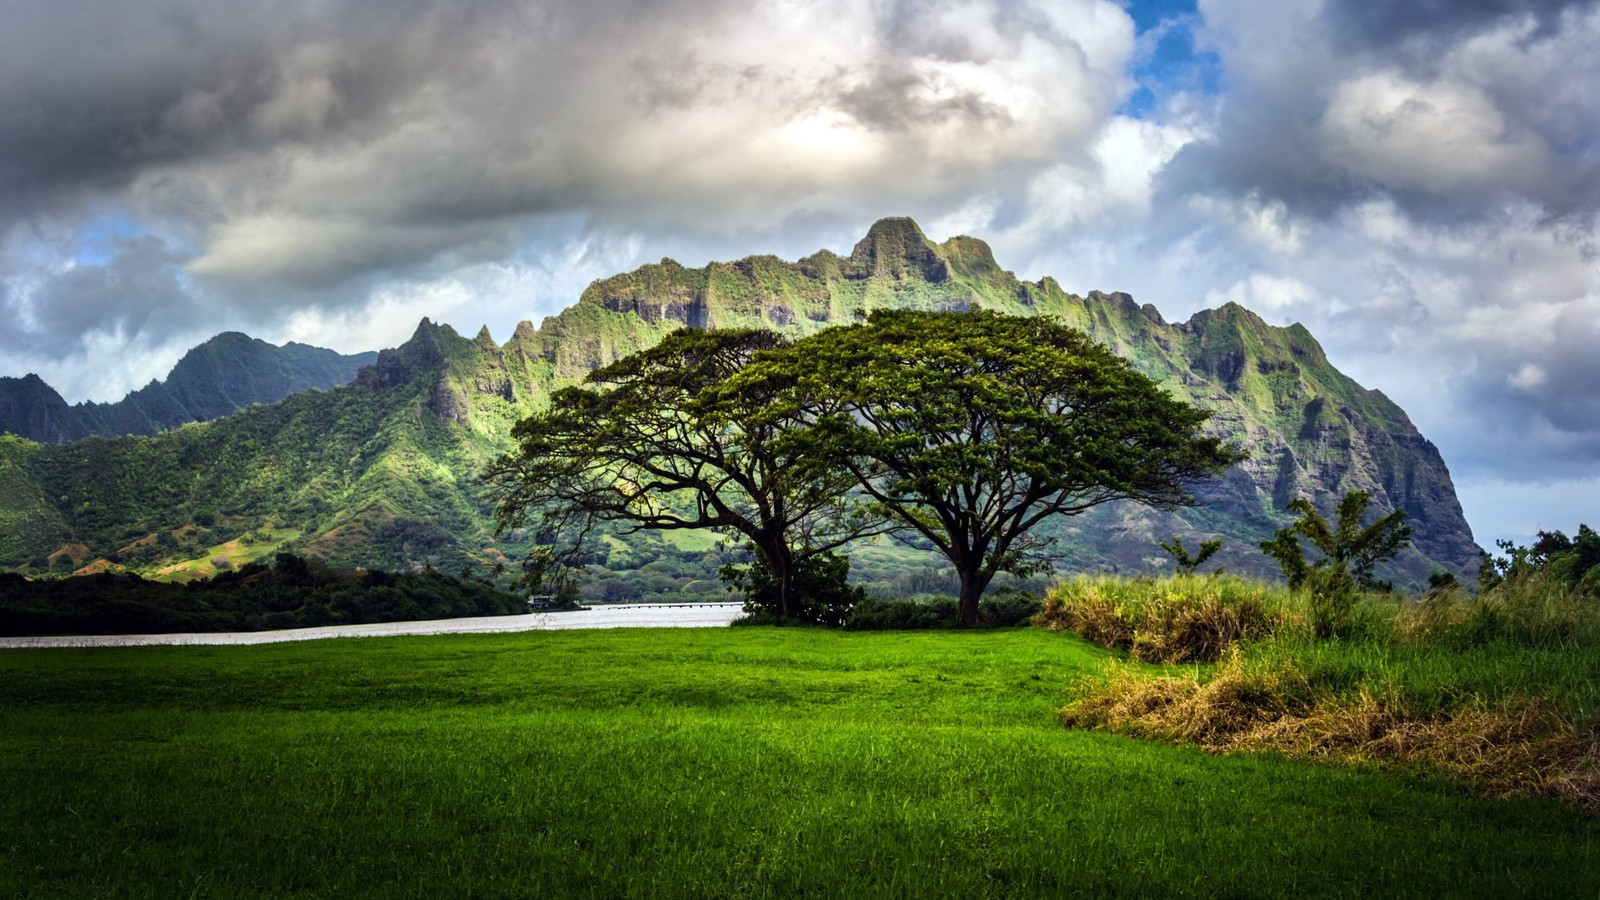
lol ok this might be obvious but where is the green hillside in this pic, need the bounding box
[0,218,1479,591]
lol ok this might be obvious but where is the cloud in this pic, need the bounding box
[1,234,197,358]
[1318,0,1593,52]
[3,0,1144,299]
[1,0,1596,543]
[1316,70,1551,195]
[0,0,1145,406]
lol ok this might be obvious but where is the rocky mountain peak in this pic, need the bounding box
[849,217,951,283]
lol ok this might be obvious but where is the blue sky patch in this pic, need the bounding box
[1119,0,1222,118]
[73,212,146,266]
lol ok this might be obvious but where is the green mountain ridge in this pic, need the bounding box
[0,333,378,443]
[0,218,1479,590]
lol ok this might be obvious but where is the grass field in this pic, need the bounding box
[3,627,1598,897]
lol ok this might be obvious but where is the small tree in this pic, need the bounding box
[720,549,864,626]
[1160,536,1223,575]
[1260,491,1411,591]
[1261,491,1410,638]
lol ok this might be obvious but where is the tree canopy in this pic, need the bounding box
[722,309,1246,625]
[484,327,883,618]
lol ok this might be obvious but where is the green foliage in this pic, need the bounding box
[722,550,864,627]
[1262,491,1412,592]
[487,328,884,620]
[0,554,525,636]
[1481,524,1600,595]
[732,309,1246,625]
[976,588,1045,626]
[842,596,961,630]
[838,590,1043,630]
[1159,535,1223,575]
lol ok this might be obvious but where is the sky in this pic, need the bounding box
[0,0,1596,548]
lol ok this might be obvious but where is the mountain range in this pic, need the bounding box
[0,218,1480,592]
[0,334,376,443]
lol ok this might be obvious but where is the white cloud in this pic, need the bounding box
[1317,71,1549,194]
[1204,272,1317,311]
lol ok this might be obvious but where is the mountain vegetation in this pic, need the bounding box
[0,552,525,636]
[0,332,376,443]
[0,218,1480,594]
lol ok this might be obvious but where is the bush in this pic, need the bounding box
[1396,569,1600,649]
[844,597,960,631]
[977,589,1043,627]
[722,551,864,627]
[1300,568,1360,640]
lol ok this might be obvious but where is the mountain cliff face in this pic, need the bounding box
[0,218,1479,588]
[0,334,377,443]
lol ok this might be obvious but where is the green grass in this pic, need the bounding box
[3,628,1597,897]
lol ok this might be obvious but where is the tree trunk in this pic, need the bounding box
[956,567,990,627]
[757,536,799,620]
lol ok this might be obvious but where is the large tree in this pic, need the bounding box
[483,327,881,619]
[724,309,1246,625]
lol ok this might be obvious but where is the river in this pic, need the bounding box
[0,602,745,649]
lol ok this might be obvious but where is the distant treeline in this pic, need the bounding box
[0,553,526,637]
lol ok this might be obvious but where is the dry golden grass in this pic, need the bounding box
[1061,656,1600,812]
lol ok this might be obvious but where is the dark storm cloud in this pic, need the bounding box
[1320,0,1597,52]
[0,0,756,287]
[1476,302,1600,444]
[0,1,445,227]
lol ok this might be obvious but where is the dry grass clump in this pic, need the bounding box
[1033,575,1283,664]
[1061,656,1600,812]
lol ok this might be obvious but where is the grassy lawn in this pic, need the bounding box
[3,627,1597,897]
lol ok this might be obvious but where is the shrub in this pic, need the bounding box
[722,551,864,627]
[844,597,960,631]
[1396,569,1600,649]
[977,589,1043,627]
[1300,568,1361,640]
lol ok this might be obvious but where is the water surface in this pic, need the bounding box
[0,602,744,649]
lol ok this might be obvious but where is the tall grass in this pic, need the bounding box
[1033,574,1283,663]
[1048,573,1600,810]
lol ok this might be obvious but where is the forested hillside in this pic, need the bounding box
[0,218,1479,592]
